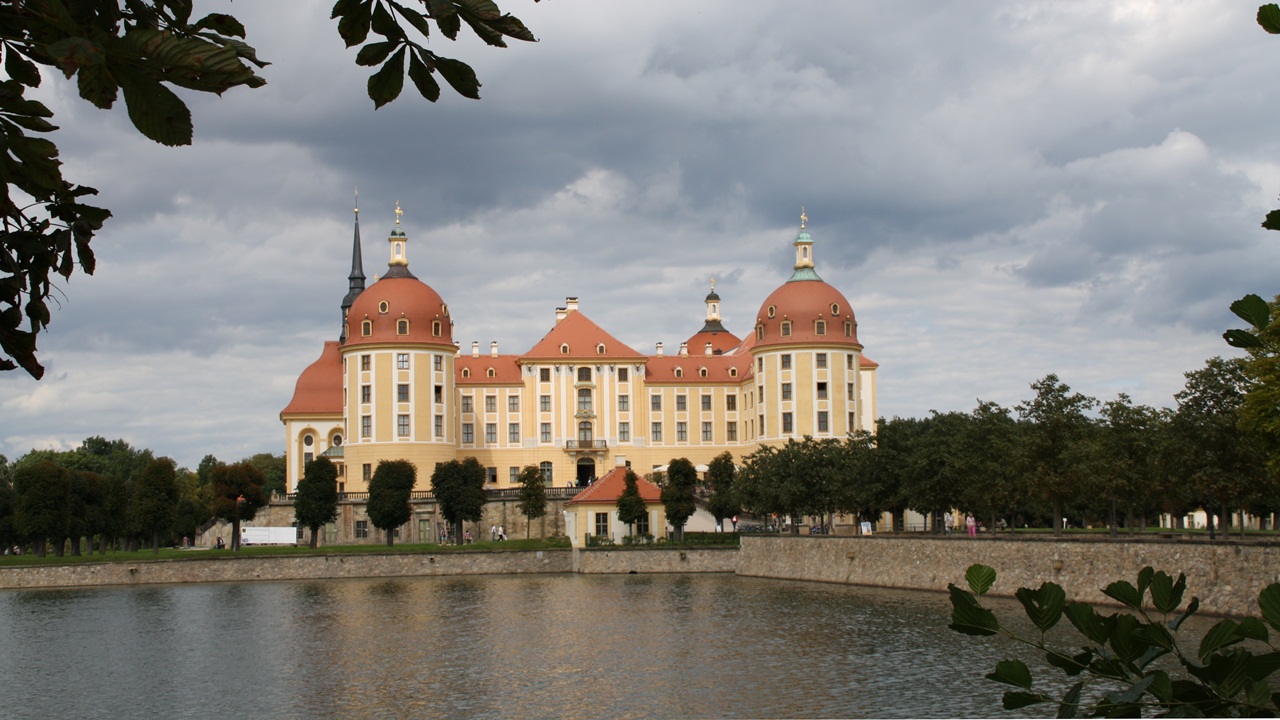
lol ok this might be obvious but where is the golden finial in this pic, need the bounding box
[395,200,403,226]
[710,274,716,291]
[800,207,808,230]
[354,186,359,214]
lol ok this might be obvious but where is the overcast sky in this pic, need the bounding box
[3,1,1279,469]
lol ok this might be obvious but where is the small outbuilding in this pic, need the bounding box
[563,467,665,548]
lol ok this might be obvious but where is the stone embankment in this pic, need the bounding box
[738,534,1280,617]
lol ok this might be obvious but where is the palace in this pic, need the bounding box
[280,207,877,493]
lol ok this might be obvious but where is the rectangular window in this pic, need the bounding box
[651,395,661,411]
[508,423,520,443]
[398,383,410,403]
[849,411,856,429]
[782,412,793,434]
[485,423,497,444]
[816,353,827,368]
[595,512,609,537]
[848,383,855,401]
[781,354,792,370]
[433,384,443,403]
[434,415,443,438]
[540,368,551,382]
[818,411,829,433]
[462,423,474,443]
[361,415,371,438]
[727,421,738,441]
[397,353,409,369]
[618,367,629,382]
[677,422,687,441]
[636,513,649,536]
[540,394,551,412]
[487,467,498,484]
[354,520,368,539]
[397,414,410,436]
[701,422,712,441]
[510,467,520,484]
[303,451,313,465]
[363,464,371,482]
[360,354,370,371]
[758,414,765,434]
[618,394,630,412]
[540,423,552,442]
[577,389,592,412]
[726,395,737,411]
[757,357,764,372]
[462,396,473,413]
[618,422,630,442]
[485,395,497,413]
[651,422,662,442]
[781,383,792,401]
[701,395,712,411]
[508,396,519,412]
[817,382,828,400]
[361,384,371,403]
[433,355,442,371]
[676,395,687,412]
[848,354,854,369]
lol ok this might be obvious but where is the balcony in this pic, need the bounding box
[564,439,608,453]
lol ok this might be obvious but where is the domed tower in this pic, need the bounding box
[750,210,870,444]
[685,276,741,356]
[339,204,458,491]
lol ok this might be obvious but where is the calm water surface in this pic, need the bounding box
[0,573,1053,719]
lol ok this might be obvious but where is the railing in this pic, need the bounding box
[564,440,608,450]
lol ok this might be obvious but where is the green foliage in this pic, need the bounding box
[661,457,698,540]
[704,451,740,525]
[430,457,486,542]
[208,461,266,551]
[295,457,339,548]
[950,564,1280,717]
[1016,374,1098,535]
[242,453,286,498]
[615,469,647,533]
[134,457,179,554]
[515,464,546,538]
[12,459,71,556]
[1,0,534,378]
[368,459,415,546]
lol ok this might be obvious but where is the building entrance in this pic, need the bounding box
[576,458,596,486]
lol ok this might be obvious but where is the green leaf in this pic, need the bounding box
[1046,649,1092,677]
[1264,207,1280,231]
[1224,328,1265,350]
[355,41,399,67]
[948,583,998,636]
[1016,582,1066,632]
[1057,681,1082,719]
[117,72,193,146]
[1198,619,1241,664]
[1236,616,1269,642]
[390,1,434,38]
[1245,679,1271,709]
[1065,601,1113,645]
[1104,673,1156,705]
[434,56,480,99]
[367,48,406,108]
[335,0,374,47]
[1002,691,1048,710]
[1145,670,1174,702]
[1259,4,1280,34]
[1110,613,1152,664]
[371,1,406,40]
[45,37,107,77]
[966,564,997,595]
[1103,580,1142,610]
[1171,596,1200,631]
[407,52,441,102]
[1243,651,1280,681]
[1230,294,1271,331]
[986,659,1033,689]
[5,49,41,87]
[76,64,118,109]
[193,13,247,38]
[1136,566,1154,600]
[1148,571,1186,615]
[1259,583,1280,632]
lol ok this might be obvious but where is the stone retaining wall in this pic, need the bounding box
[573,547,738,574]
[738,535,1280,617]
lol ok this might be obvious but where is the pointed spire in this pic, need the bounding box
[699,274,728,333]
[788,206,822,282]
[383,201,417,279]
[340,188,367,343]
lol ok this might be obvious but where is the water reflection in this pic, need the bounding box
[0,574,1087,719]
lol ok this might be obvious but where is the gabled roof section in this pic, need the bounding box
[685,329,743,356]
[861,354,879,369]
[281,341,343,417]
[523,309,645,360]
[456,355,523,384]
[565,466,662,506]
[645,354,751,384]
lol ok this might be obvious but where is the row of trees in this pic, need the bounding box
[717,360,1279,538]
[0,439,283,556]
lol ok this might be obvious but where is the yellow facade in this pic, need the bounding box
[281,213,878,493]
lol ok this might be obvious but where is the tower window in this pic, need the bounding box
[540,368,551,382]
[379,301,389,314]
[767,306,776,318]
[814,320,826,336]
[831,303,840,315]
[361,354,370,371]
[816,353,827,368]
[361,320,372,336]
[756,325,764,340]
[432,320,442,337]
[780,322,791,337]
[302,434,314,446]
[844,321,853,337]
[560,343,570,355]
[397,318,409,335]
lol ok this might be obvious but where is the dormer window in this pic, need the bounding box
[729,367,739,378]
[844,321,853,337]
[767,305,776,318]
[560,343,570,355]
[487,368,496,378]
[699,367,708,378]
[596,343,606,355]
[379,301,389,314]
[780,321,792,337]
[674,367,684,378]
[361,319,372,337]
[462,368,471,378]
[756,325,764,340]
[814,320,826,336]
[397,318,409,335]
[831,303,840,316]
[432,320,442,337]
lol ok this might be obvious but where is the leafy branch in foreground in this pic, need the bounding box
[949,564,1280,717]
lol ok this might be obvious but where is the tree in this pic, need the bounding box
[12,459,71,556]
[1016,375,1097,536]
[295,457,339,548]
[950,563,1280,717]
[954,401,1022,532]
[134,457,179,554]
[661,458,698,541]
[172,465,210,546]
[1,0,536,378]
[615,469,648,538]
[67,469,105,556]
[243,453,287,498]
[367,459,415,547]
[431,457,487,543]
[515,464,546,539]
[209,461,266,552]
[704,451,740,531]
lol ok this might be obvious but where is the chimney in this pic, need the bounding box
[565,297,579,314]
[679,342,688,357]
[656,342,664,357]
[555,307,567,324]
[490,341,499,358]
[705,342,713,356]
[471,341,480,358]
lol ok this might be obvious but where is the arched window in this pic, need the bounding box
[560,343,570,355]
[462,368,470,378]
[767,305,776,318]
[815,320,826,336]
[578,367,591,382]
[780,321,792,337]
[361,319,372,336]
[729,367,738,378]
[674,367,683,378]
[596,343,606,355]
[699,367,708,378]
[397,318,409,335]
[831,303,840,316]
[487,367,496,378]
[431,320,441,337]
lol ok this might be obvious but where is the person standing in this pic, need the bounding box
[944,513,954,535]
[965,513,977,537]
[490,524,497,541]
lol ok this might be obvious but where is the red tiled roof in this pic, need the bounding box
[523,309,645,359]
[861,354,879,369]
[345,276,454,348]
[565,466,662,506]
[645,354,751,384]
[754,279,861,349]
[281,341,343,416]
[456,355,523,384]
[684,329,743,355]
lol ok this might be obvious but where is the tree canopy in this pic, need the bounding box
[661,458,697,541]
[367,459,415,547]
[430,457,486,543]
[514,464,546,539]
[209,461,266,551]
[295,457,340,548]
[615,469,647,537]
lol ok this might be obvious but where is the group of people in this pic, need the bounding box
[943,513,980,537]
[490,525,507,541]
